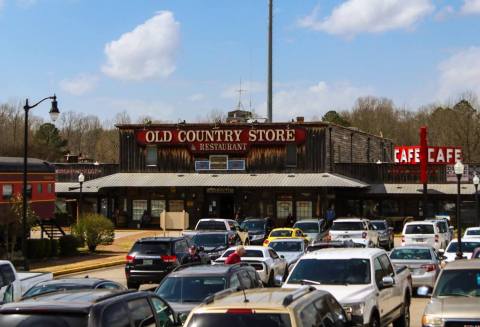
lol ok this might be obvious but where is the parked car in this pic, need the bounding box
[183,286,351,327]
[268,238,306,269]
[0,289,181,326]
[389,246,442,289]
[283,248,412,327]
[214,246,288,286]
[184,219,250,245]
[22,278,125,299]
[329,218,379,247]
[0,260,53,304]
[443,239,480,262]
[155,263,262,319]
[419,259,480,327]
[125,237,209,289]
[190,231,239,261]
[263,228,308,247]
[401,221,447,251]
[306,240,365,253]
[371,220,395,250]
[463,227,480,239]
[240,218,273,245]
[425,219,453,245]
[293,219,328,244]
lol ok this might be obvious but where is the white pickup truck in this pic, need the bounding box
[284,248,412,327]
[183,218,250,245]
[0,260,53,303]
[329,218,379,248]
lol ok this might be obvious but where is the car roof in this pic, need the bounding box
[295,219,323,223]
[269,238,304,243]
[198,218,233,222]
[448,238,480,243]
[301,247,383,259]
[243,218,266,221]
[334,218,368,222]
[136,237,184,242]
[192,231,230,235]
[271,228,297,232]
[167,264,251,277]
[466,227,480,230]
[29,278,111,288]
[226,245,267,251]
[444,259,480,270]
[392,245,434,250]
[404,221,435,226]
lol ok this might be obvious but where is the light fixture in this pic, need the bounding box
[454,161,464,176]
[49,95,60,122]
[376,160,382,165]
[78,173,85,183]
[473,173,479,187]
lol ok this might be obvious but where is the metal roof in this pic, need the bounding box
[82,172,368,189]
[55,182,99,194]
[368,183,478,195]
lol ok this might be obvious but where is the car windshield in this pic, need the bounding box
[192,234,227,247]
[269,241,302,252]
[405,224,434,234]
[241,221,265,231]
[390,248,432,260]
[294,222,319,233]
[23,284,90,298]
[371,222,386,230]
[466,229,480,236]
[331,222,365,231]
[0,314,88,326]
[446,241,480,253]
[197,221,227,230]
[288,259,371,285]
[270,230,293,237]
[131,241,171,255]
[186,313,292,327]
[222,250,264,258]
[433,269,480,297]
[156,276,226,303]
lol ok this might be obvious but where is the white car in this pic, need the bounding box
[329,218,379,247]
[443,238,480,262]
[283,248,412,327]
[401,221,448,251]
[267,238,306,269]
[214,245,288,286]
[463,227,480,239]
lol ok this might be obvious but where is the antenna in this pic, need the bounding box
[236,79,246,111]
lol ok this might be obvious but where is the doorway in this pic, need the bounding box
[205,194,235,219]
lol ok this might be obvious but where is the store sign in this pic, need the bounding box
[135,127,306,153]
[446,164,469,182]
[394,146,462,165]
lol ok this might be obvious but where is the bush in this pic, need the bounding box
[26,239,59,259]
[50,239,59,257]
[58,235,80,256]
[72,214,115,252]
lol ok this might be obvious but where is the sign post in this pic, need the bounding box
[420,127,428,218]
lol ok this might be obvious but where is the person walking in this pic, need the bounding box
[326,205,336,228]
[181,245,202,265]
[225,245,246,264]
[286,213,295,227]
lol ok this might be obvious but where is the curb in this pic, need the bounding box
[48,259,126,277]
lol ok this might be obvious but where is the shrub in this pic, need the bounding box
[72,214,115,252]
[50,239,59,257]
[26,239,59,259]
[59,235,80,256]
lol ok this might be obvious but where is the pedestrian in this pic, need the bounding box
[181,245,202,265]
[140,210,150,228]
[286,213,295,227]
[225,245,246,264]
[326,205,336,228]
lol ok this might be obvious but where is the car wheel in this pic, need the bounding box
[393,302,410,327]
[370,313,380,327]
[127,281,139,290]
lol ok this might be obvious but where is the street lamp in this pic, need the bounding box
[454,160,464,260]
[473,172,479,226]
[23,95,60,270]
[78,172,85,222]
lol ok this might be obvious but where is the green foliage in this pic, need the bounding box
[26,239,59,259]
[58,235,80,256]
[322,110,350,127]
[72,214,115,252]
[32,122,68,161]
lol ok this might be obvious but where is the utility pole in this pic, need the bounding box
[267,0,273,122]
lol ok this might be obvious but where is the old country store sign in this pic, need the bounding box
[135,127,307,153]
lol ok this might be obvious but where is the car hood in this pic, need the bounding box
[284,284,374,303]
[444,252,472,262]
[425,297,480,319]
[203,245,228,252]
[304,233,320,240]
[276,252,302,265]
[168,301,199,315]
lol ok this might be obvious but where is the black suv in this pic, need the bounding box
[155,263,263,318]
[0,289,181,326]
[190,231,240,260]
[125,237,209,289]
[241,218,274,245]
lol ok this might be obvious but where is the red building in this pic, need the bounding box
[0,157,56,221]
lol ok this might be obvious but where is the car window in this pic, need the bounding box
[299,302,322,327]
[0,264,15,286]
[229,273,241,289]
[102,302,130,327]
[97,282,122,290]
[233,222,241,231]
[378,254,394,277]
[269,249,280,259]
[174,240,188,254]
[373,258,385,289]
[247,270,262,287]
[151,296,176,326]
[326,295,347,327]
[127,297,155,327]
[228,221,236,230]
[238,270,253,289]
[405,224,434,234]
[197,220,227,230]
[295,230,303,237]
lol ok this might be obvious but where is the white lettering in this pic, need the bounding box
[401,149,407,163]
[178,130,186,143]
[276,129,286,142]
[436,149,445,163]
[446,148,453,163]
[286,130,295,141]
[394,148,400,163]
[428,147,435,163]
[248,129,257,142]
[145,131,155,143]
[414,148,420,163]
[225,130,233,142]
[455,149,462,162]
[265,129,275,142]
[233,130,242,142]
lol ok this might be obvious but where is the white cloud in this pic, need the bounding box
[437,47,480,99]
[188,93,205,102]
[299,0,434,37]
[102,11,180,81]
[258,81,373,121]
[221,81,265,99]
[60,74,99,96]
[461,0,480,14]
[434,5,454,21]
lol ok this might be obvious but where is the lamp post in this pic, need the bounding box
[23,95,60,270]
[473,173,479,226]
[454,161,464,260]
[78,172,85,222]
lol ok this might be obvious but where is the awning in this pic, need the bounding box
[368,184,477,195]
[55,182,100,194]
[82,173,368,190]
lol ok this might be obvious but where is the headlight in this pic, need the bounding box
[343,302,364,316]
[422,315,443,327]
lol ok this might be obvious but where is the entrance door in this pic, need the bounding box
[205,194,235,219]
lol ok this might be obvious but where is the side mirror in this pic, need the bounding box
[381,276,394,288]
[417,286,431,297]
[274,275,283,287]
[280,255,285,259]
[438,249,445,256]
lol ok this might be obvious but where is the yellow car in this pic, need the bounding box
[263,227,307,246]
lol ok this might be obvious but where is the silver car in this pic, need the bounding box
[420,259,480,327]
[293,219,327,244]
[268,238,306,270]
[389,246,441,289]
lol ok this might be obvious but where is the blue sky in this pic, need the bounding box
[1,0,480,123]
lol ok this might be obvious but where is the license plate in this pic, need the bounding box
[143,259,153,265]
[411,269,422,275]
[414,238,424,242]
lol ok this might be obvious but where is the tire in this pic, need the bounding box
[370,312,380,327]
[127,281,139,290]
[267,271,274,287]
[393,302,410,327]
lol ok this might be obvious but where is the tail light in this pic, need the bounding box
[421,264,436,272]
[126,255,135,263]
[263,239,270,245]
[362,232,367,239]
[326,234,332,241]
[401,236,405,244]
[227,309,255,314]
[434,235,439,243]
[161,255,177,263]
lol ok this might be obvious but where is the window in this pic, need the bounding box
[0,264,15,287]
[286,143,297,167]
[151,200,166,217]
[296,201,312,219]
[299,303,321,327]
[229,274,241,289]
[209,155,228,170]
[151,296,175,326]
[378,254,394,277]
[37,184,42,194]
[96,282,122,290]
[102,302,130,327]
[132,200,148,221]
[127,298,155,327]
[47,183,53,193]
[277,200,293,219]
[169,200,184,212]
[238,270,253,289]
[26,184,32,197]
[268,249,279,259]
[146,146,158,166]
[100,198,108,217]
[374,258,385,289]
[2,184,13,200]
[174,240,188,254]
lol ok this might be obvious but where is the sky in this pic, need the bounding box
[1,0,480,123]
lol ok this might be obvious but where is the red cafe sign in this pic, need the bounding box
[394,146,462,165]
[135,127,306,153]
